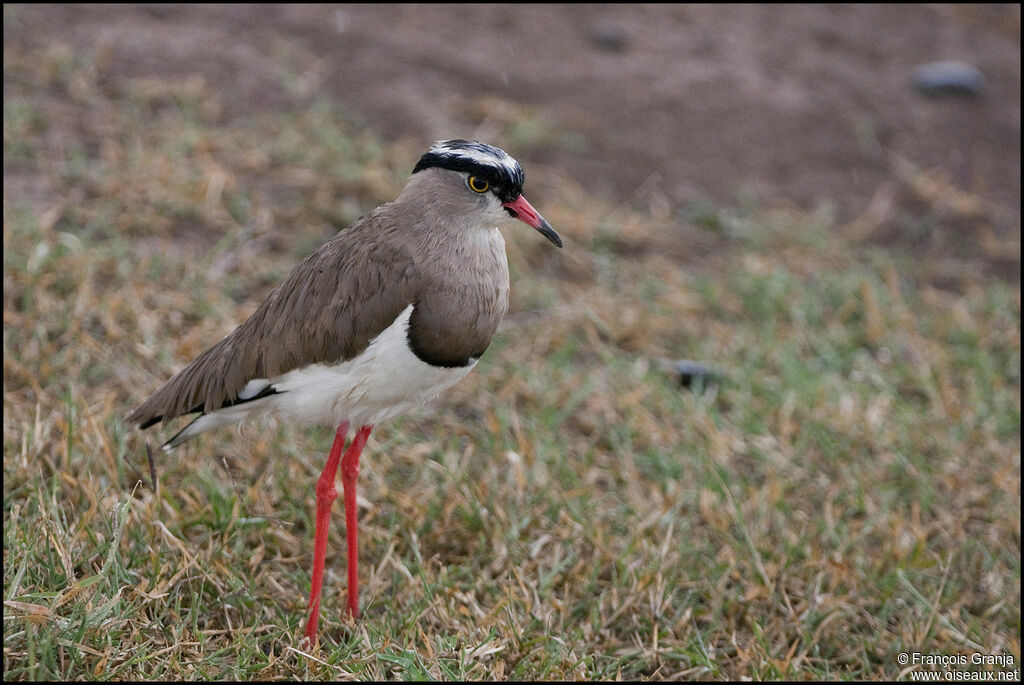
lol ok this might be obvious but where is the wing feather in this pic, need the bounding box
[127,211,416,428]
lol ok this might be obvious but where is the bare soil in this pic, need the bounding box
[6,4,1020,276]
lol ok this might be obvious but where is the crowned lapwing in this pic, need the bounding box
[127,140,562,642]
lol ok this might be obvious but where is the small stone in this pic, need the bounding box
[589,22,630,53]
[912,61,984,96]
[672,360,721,392]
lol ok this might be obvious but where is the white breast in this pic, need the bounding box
[168,305,476,445]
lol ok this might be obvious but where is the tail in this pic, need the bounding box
[130,379,282,450]
[126,402,205,451]
[161,415,204,451]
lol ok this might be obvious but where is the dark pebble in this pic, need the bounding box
[673,360,721,392]
[589,23,630,52]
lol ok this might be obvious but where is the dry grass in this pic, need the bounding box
[4,27,1020,681]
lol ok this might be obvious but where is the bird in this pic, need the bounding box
[126,139,562,642]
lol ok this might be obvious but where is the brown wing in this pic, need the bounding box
[126,210,417,428]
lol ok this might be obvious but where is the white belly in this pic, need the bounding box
[169,305,476,445]
[270,304,477,426]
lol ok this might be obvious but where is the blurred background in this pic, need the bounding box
[6,4,1021,272]
[4,4,1020,681]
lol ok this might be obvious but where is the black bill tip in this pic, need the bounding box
[537,219,563,248]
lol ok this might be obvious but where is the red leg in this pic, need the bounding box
[341,424,373,619]
[303,420,349,642]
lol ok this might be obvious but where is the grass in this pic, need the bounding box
[4,26,1020,681]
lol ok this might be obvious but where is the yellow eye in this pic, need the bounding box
[468,175,489,193]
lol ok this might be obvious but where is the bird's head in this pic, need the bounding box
[406,139,562,247]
